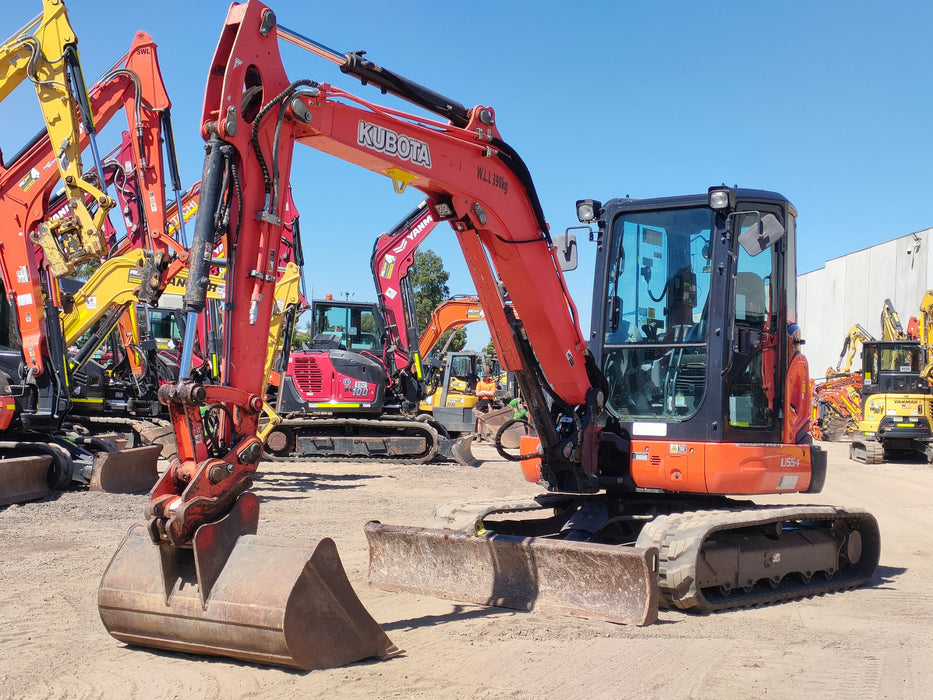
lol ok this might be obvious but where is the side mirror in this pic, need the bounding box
[738,213,785,256]
[553,231,578,271]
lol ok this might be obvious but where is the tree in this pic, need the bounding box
[290,319,313,349]
[410,249,467,353]
[482,337,497,368]
[410,249,449,329]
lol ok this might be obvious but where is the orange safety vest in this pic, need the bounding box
[475,379,497,399]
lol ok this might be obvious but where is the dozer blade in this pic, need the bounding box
[99,503,399,670]
[89,445,162,493]
[365,522,659,626]
[0,456,53,506]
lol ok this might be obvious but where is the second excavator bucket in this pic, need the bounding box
[0,456,53,506]
[437,434,480,467]
[99,494,398,670]
[365,522,659,625]
[88,445,162,493]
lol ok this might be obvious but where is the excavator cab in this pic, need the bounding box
[595,189,795,454]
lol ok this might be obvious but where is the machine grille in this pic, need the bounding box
[291,356,324,394]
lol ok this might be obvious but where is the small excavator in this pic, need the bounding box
[98,0,880,672]
[847,299,933,463]
[265,203,479,464]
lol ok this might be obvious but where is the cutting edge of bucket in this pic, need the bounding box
[99,523,399,670]
[365,521,659,626]
[89,444,161,493]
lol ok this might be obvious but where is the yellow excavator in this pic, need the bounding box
[850,299,933,463]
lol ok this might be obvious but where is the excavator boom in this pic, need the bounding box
[100,1,396,668]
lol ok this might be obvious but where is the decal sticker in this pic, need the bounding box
[389,214,435,255]
[16,266,29,284]
[380,254,396,278]
[633,422,667,437]
[384,287,398,300]
[358,121,432,168]
[18,168,40,192]
[476,165,509,195]
[19,293,32,307]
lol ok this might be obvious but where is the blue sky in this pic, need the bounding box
[4,0,931,351]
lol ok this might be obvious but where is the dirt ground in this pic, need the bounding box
[1,439,931,699]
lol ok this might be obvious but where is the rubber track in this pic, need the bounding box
[850,439,885,464]
[635,505,881,612]
[265,417,440,465]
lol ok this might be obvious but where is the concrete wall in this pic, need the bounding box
[798,227,933,376]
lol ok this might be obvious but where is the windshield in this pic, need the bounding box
[313,303,384,354]
[602,206,714,421]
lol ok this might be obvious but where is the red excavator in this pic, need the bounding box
[99,0,880,671]
[265,201,479,463]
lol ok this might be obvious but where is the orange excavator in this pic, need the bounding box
[99,0,880,671]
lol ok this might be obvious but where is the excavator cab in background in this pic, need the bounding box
[420,350,488,432]
[265,295,447,463]
[275,297,391,418]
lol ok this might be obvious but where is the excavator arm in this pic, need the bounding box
[1,0,114,272]
[1,30,183,376]
[417,295,486,359]
[918,291,933,382]
[101,1,396,669]
[881,298,908,341]
[835,323,875,374]
[370,201,438,376]
[139,0,597,549]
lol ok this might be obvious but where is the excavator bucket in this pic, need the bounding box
[365,522,659,626]
[437,434,480,467]
[0,456,53,506]
[88,445,162,494]
[99,493,398,670]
